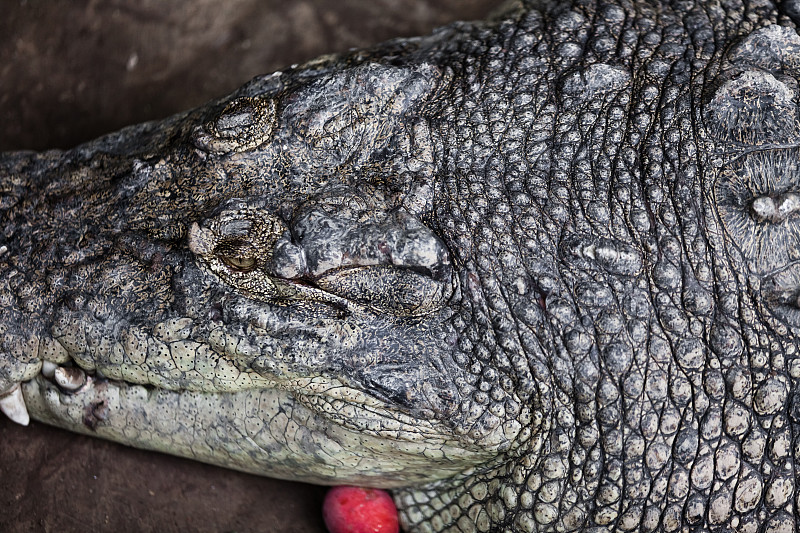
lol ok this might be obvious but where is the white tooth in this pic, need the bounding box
[42,361,58,378]
[0,385,30,426]
[54,367,86,391]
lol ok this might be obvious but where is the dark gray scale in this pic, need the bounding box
[3,1,800,532]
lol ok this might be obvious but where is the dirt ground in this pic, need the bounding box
[0,1,496,532]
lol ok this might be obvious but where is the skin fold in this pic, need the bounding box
[2,0,800,531]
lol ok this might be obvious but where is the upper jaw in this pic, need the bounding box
[0,47,531,487]
[1,252,524,479]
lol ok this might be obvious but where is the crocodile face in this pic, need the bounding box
[0,53,537,489]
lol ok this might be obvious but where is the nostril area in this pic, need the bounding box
[751,195,779,222]
[705,68,798,144]
[750,192,800,223]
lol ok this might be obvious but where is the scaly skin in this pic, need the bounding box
[2,0,800,531]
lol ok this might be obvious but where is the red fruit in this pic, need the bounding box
[323,486,400,533]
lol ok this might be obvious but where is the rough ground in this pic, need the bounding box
[0,1,495,531]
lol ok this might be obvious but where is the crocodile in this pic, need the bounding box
[2,0,800,530]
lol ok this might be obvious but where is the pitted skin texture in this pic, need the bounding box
[1,0,800,531]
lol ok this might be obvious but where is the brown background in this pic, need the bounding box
[0,1,497,532]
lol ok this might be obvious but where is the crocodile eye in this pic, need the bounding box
[191,95,278,154]
[215,240,257,272]
[220,255,256,272]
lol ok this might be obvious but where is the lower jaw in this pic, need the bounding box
[20,371,482,488]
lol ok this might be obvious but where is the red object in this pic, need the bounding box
[323,486,400,533]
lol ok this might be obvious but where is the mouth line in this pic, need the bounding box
[294,391,454,443]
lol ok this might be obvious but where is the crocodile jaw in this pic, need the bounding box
[19,368,492,488]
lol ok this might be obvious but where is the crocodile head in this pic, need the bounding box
[0,34,539,491]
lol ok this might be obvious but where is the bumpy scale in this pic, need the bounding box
[1,0,800,531]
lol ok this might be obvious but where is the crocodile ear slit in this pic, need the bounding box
[314,264,451,317]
